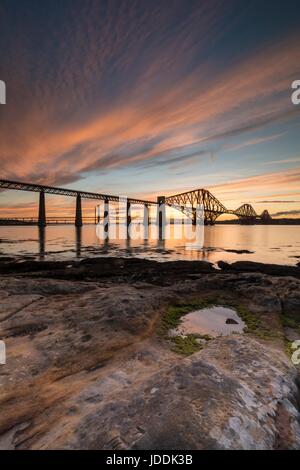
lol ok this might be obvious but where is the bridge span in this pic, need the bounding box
[0,179,271,227]
[0,179,156,227]
[164,189,271,225]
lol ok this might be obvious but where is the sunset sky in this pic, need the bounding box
[0,0,300,219]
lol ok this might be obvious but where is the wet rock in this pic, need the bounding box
[235,285,282,312]
[224,249,254,254]
[1,258,300,450]
[284,327,300,342]
[282,293,300,317]
[66,337,300,450]
[0,277,95,296]
[0,294,42,322]
[218,261,300,279]
[0,257,217,284]
[0,256,16,263]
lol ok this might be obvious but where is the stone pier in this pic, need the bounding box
[38,191,46,227]
[157,196,166,239]
[75,194,83,227]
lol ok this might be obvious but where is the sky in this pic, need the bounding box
[0,0,300,219]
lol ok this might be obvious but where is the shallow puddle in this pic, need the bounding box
[170,306,245,338]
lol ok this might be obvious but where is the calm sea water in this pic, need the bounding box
[0,224,299,266]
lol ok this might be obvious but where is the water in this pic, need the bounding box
[169,306,245,338]
[0,224,299,265]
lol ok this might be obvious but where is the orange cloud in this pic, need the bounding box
[1,29,300,186]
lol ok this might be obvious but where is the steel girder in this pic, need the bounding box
[165,189,228,224]
[0,179,155,206]
[234,204,257,218]
[0,179,272,223]
[260,210,272,221]
[165,190,271,223]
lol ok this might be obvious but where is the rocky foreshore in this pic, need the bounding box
[0,257,300,449]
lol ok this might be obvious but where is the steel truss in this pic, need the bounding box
[165,190,271,224]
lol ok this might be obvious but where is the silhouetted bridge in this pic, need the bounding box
[0,179,271,227]
[164,189,271,225]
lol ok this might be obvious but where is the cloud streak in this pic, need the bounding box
[272,210,300,217]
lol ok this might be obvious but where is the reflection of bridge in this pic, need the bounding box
[0,179,271,227]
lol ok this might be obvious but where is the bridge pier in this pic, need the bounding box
[143,204,150,237]
[38,226,45,259]
[75,194,83,227]
[38,191,46,227]
[104,198,109,233]
[157,196,166,239]
[0,179,272,230]
[239,216,256,225]
[75,226,82,256]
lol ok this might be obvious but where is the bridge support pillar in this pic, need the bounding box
[75,194,83,227]
[38,191,46,227]
[104,199,109,233]
[157,196,166,239]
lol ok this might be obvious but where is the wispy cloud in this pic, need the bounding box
[272,210,300,217]
[223,133,286,152]
[256,200,300,203]
[263,157,300,165]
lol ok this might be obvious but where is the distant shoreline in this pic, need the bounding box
[216,218,300,225]
[1,218,300,226]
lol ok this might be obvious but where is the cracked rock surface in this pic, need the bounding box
[0,258,300,449]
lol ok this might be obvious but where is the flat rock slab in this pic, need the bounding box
[61,336,300,450]
[0,293,42,322]
[0,261,300,450]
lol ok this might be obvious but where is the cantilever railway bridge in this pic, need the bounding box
[164,189,271,225]
[0,179,271,227]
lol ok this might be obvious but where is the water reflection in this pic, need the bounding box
[0,223,299,266]
[75,226,82,258]
[38,226,45,260]
[169,306,245,337]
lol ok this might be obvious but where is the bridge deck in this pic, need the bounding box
[0,179,270,225]
[0,179,156,205]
